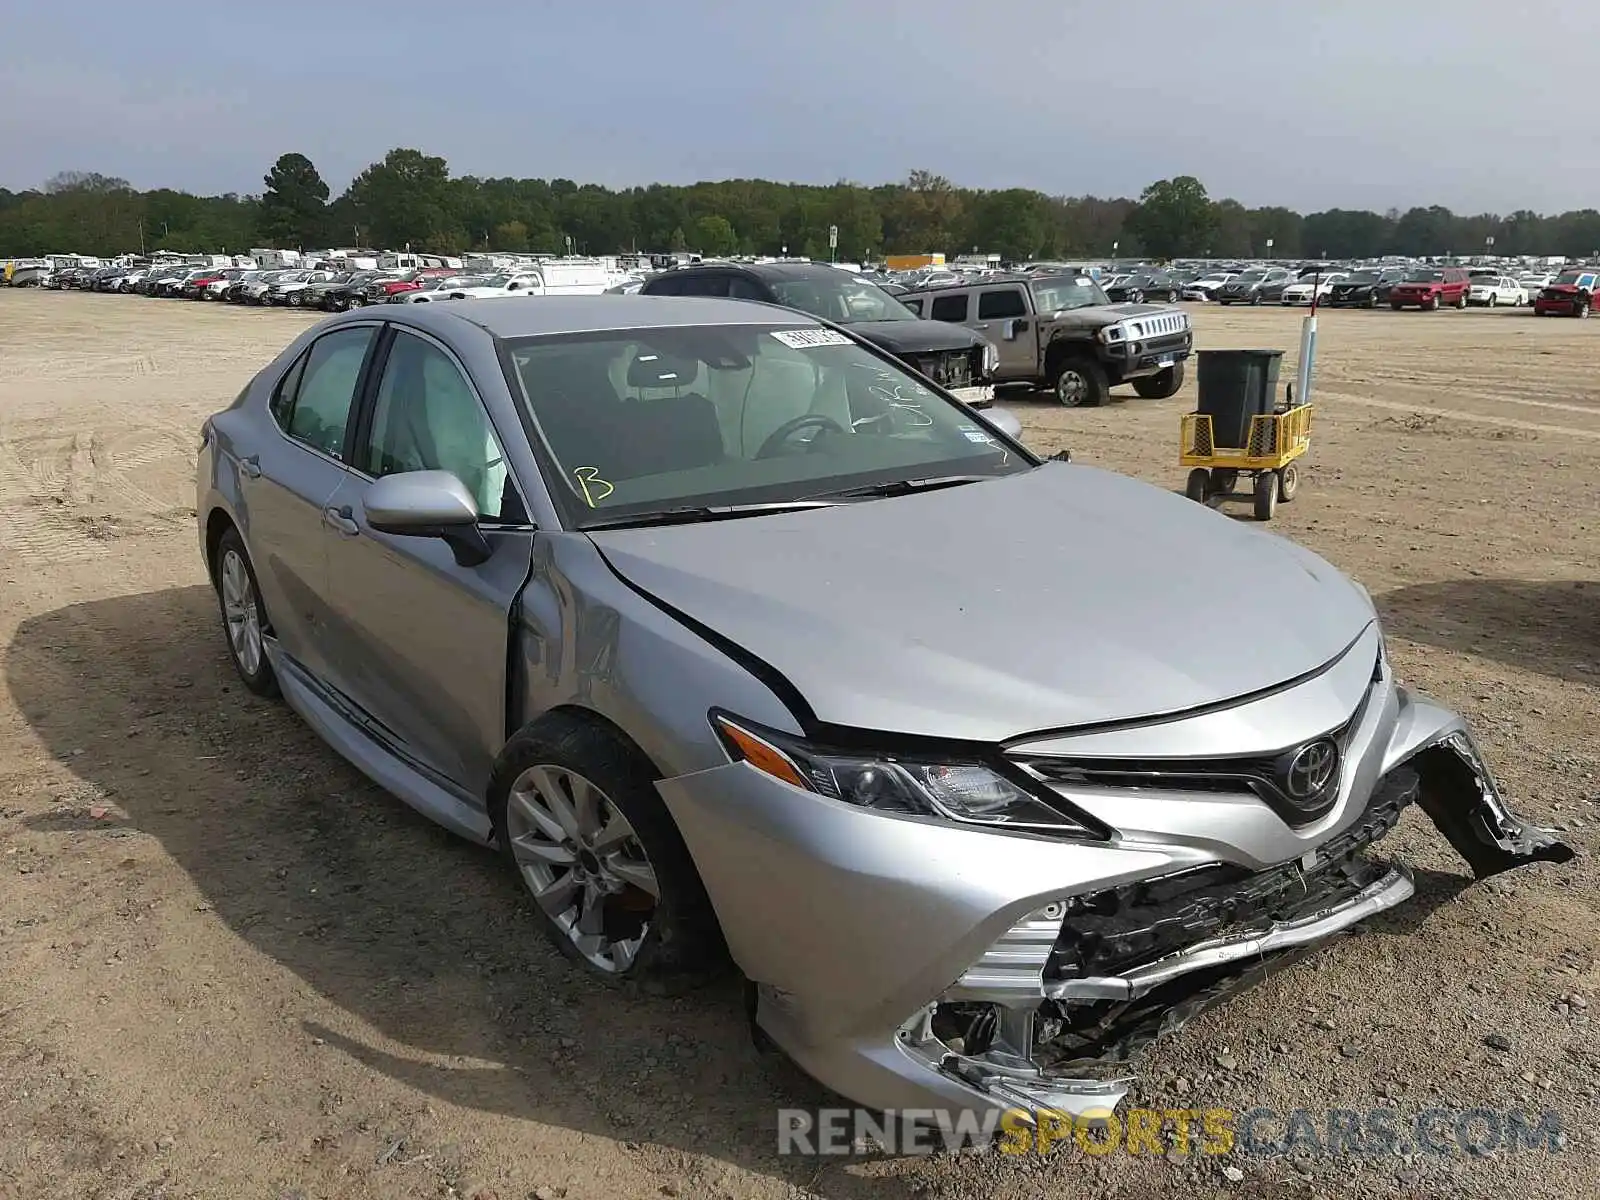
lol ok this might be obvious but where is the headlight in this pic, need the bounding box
[981,341,998,375]
[711,713,1102,837]
[1098,324,1127,343]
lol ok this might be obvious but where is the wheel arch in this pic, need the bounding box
[203,506,238,585]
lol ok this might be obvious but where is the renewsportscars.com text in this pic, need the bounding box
[777,1106,1565,1158]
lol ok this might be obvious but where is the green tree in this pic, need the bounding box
[1126,176,1217,259]
[258,153,329,247]
[692,214,738,255]
[494,219,530,250]
[345,148,454,250]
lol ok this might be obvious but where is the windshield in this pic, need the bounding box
[504,324,1029,528]
[1345,272,1380,284]
[1030,276,1108,311]
[1554,271,1589,285]
[1234,270,1267,282]
[767,275,918,323]
[1404,270,1446,282]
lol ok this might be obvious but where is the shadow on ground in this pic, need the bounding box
[1377,578,1600,684]
[5,585,909,1198]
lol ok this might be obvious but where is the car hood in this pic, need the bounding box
[588,464,1375,742]
[1219,279,1262,290]
[1041,302,1177,331]
[1543,284,1583,294]
[842,319,985,354]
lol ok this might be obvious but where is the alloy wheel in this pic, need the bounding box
[219,548,262,676]
[505,765,660,973]
[1055,369,1087,406]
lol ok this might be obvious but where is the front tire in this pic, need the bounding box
[1278,461,1301,501]
[1253,472,1279,520]
[1132,361,1186,400]
[213,529,278,698]
[490,715,726,991]
[1049,354,1109,407]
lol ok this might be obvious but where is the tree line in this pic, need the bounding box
[4,152,1598,263]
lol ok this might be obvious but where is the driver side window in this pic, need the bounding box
[357,331,522,522]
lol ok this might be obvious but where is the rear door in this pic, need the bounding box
[241,322,382,690]
[321,326,537,795]
[974,285,1035,381]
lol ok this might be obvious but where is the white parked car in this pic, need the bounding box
[1280,272,1348,306]
[1517,273,1552,297]
[400,272,546,302]
[1467,276,1527,307]
[1180,271,1235,301]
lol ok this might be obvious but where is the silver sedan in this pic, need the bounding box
[196,296,1570,1122]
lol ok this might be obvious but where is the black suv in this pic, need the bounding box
[640,263,999,406]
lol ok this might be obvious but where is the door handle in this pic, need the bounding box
[238,454,262,479]
[322,505,359,536]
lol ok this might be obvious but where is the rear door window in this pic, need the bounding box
[275,326,378,461]
[930,293,970,322]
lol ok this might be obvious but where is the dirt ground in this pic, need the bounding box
[1,291,1595,1200]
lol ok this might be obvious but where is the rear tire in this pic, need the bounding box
[489,715,727,993]
[212,529,279,699]
[1185,468,1210,502]
[1456,291,1468,310]
[1131,361,1186,400]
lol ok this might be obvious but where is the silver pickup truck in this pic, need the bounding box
[899,272,1193,407]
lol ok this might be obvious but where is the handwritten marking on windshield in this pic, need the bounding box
[573,466,614,507]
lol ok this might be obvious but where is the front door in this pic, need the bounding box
[973,285,1037,382]
[322,326,537,797]
[242,322,381,690]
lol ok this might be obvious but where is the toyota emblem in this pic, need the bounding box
[1281,739,1340,802]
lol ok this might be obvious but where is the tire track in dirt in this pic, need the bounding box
[1318,389,1600,439]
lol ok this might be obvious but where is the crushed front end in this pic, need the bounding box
[658,627,1573,1122]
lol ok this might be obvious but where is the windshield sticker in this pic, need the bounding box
[770,329,852,349]
[572,466,614,507]
[962,430,994,443]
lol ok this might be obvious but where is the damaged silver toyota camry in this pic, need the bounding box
[196,296,1573,1121]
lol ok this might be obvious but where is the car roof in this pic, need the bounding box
[370,294,814,339]
[738,262,853,282]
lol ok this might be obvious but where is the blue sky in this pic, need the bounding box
[1,0,1595,214]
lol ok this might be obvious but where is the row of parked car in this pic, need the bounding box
[1176,264,1597,315]
[39,262,603,310]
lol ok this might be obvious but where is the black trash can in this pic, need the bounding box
[1195,349,1283,450]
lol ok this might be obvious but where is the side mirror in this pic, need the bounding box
[363,470,493,567]
[984,407,1023,440]
[1001,318,1029,340]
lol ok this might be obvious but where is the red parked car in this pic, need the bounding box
[1388,267,1472,311]
[1533,268,1597,318]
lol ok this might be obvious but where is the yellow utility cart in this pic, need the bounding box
[1180,401,1313,520]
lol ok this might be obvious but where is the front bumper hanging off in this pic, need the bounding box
[659,683,1574,1123]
